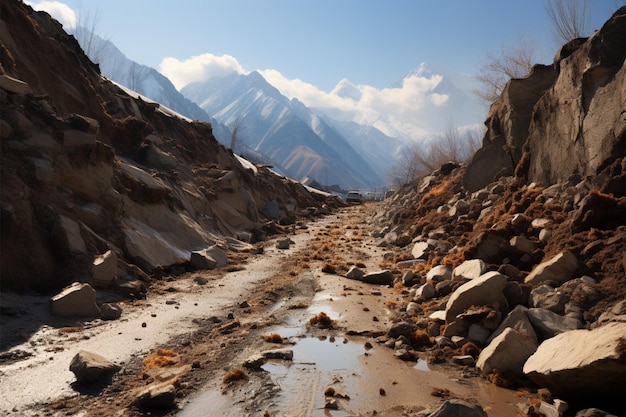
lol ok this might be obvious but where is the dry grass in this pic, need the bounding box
[143,349,178,369]
[262,333,284,344]
[411,330,434,347]
[309,311,333,329]
[223,368,248,384]
[58,326,83,333]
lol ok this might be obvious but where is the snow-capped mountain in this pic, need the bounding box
[71,26,232,142]
[182,71,386,189]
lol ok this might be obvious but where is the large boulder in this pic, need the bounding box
[190,245,227,269]
[69,350,121,383]
[476,327,538,377]
[50,282,101,317]
[525,251,578,286]
[527,308,582,339]
[445,271,508,324]
[427,399,488,417]
[523,322,626,401]
[92,250,117,288]
[360,270,394,285]
[487,305,538,345]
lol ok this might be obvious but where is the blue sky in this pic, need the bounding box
[27,1,621,91]
[27,1,623,140]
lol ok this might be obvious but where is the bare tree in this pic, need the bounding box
[388,123,483,187]
[229,116,244,153]
[474,35,538,103]
[545,0,591,46]
[71,7,109,65]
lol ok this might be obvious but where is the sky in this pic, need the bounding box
[26,0,623,139]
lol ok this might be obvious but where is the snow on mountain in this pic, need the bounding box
[70,27,233,144]
[182,71,385,189]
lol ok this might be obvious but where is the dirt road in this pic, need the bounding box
[0,204,522,416]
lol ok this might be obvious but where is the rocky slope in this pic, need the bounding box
[369,7,625,416]
[0,1,338,293]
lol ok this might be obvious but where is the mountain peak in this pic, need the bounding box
[331,78,361,101]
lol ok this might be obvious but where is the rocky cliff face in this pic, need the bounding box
[464,7,625,192]
[0,1,337,292]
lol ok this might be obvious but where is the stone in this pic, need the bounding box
[361,270,394,285]
[426,265,452,282]
[445,271,508,324]
[0,74,32,94]
[190,245,227,269]
[51,282,101,317]
[509,236,536,254]
[452,259,487,281]
[56,215,87,255]
[593,300,626,328]
[527,308,582,339]
[427,399,488,417]
[414,283,436,300]
[476,328,537,377]
[243,354,266,370]
[575,409,618,417]
[539,229,552,242]
[92,250,117,288]
[452,355,475,366]
[387,322,417,339]
[69,350,121,383]
[525,251,578,286]
[262,349,293,361]
[539,399,569,417]
[411,241,430,259]
[523,323,626,401]
[401,269,415,286]
[275,238,290,249]
[345,266,365,280]
[134,382,176,409]
[487,305,538,345]
[529,285,568,314]
[467,324,491,345]
[100,303,122,320]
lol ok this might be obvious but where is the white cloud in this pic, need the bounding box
[26,1,77,29]
[259,70,447,140]
[159,53,245,90]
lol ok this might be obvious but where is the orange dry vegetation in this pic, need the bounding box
[223,368,248,384]
[143,349,178,369]
[262,333,284,344]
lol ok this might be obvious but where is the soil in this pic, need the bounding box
[0,204,531,417]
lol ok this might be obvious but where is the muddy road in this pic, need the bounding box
[0,204,523,416]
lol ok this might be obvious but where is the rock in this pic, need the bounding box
[523,322,626,401]
[51,282,101,317]
[345,266,365,280]
[503,280,530,307]
[427,399,488,417]
[406,302,422,316]
[445,271,508,324]
[593,300,626,328]
[470,231,508,261]
[487,305,538,345]
[92,250,117,288]
[361,270,394,285]
[575,409,619,417]
[452,355,475,366]
[452,259,486,281]
[476,328,537,377]
[467,324,491,345]
[275,238,291,249]
[525,251,578,286]
[387,322,417,339]
[401,269,416,286]
[527,308,582,339]
[134,382,176,409]
[539,399,569,417]
[243,354,266,370]
[414,283,436,300]
[190,245,227,269]
[529,285,568,314]
[69,350,121,383]
[509,236,536,254]
[411,241,430,259]
[262,349,294,361]
[426,265,452,282]
[100,303,122,320]
[56,215,87,255]
[0,74,32,94]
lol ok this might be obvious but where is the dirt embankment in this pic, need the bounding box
[0,205,530,417]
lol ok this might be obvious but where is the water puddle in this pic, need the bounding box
[178,289,521,416]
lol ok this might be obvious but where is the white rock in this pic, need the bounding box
[445,271,508,324]
[51,282,101,317]
[452,259,487,281]
[476,328,537,376]
[525,251,578,286]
